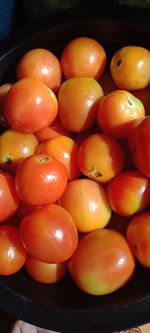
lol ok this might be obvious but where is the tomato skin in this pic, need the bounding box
[0,129,38,174]
[107,171,150,217]
[37,135,81,180]
[60,37,106,80]
[0,83,12,128]
[128,116,150,177]
[110,46,150,90]
[69,228,135,295]
[78,133,124,183]
[97,90,145,138]
[19,204,78,263]
[58,77,104,132]
[127,211,150,268]
[0,172,20,223]
[15,153,68,206]
[0,225,27,275]
[16,48,62,93]
[59,178,111,233]
[3,78,58,133]
[25,255,68,284]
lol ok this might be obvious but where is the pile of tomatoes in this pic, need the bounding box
[0,36,150,296]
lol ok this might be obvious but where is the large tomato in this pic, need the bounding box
[3,78,58,133]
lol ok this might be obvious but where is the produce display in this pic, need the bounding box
[0,36,150,297]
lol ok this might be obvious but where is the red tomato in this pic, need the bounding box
[16,48,62,93]
[127,211,150,268]
[0,129,38,174]
[15,153,68,206]
[0,225,27,275]
[60,37,106,80]
[3,78,58,133]
[37,135,81,180]
[97,90,145,138]
[78,133,124,183]
[110,46,150,90]
[0,172,20,223]
[58,77,104,132]
[25,255,68,284]
[0,83,12,128]
[107,171,150,216]
[69,228,135,295]
[59,178,111,233]
[19,204,78,263]
[128,116,150,177]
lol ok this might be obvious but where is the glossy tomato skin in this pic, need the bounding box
[3,78,58,133]
[19,204,78,263]
[128,116,150,177]
[0,129,38,174]
[110,46,150,90]
[107,171,150,217]
[0,172,20,223]
[58,77,104,132]
[60,36,106,80]
[25,255,68,284]
[15,153,68,206]
[0,225,27,275]
[127,211,150,268]
[78,133,124,183]
[69,228,135,295]
[97,90,145,138]
[16,48,62,93]
[37,135,81,180]
[59,178,111,233]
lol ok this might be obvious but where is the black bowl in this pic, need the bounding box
[0,4,150,333]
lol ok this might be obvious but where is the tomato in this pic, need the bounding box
[15,153,68,206]
[110,46,150,90]
[37,135,81,180]
[0,129,38,174]
[132,87,150,116]
[0,225,27,275]
[128,116,150,177]
[97,90,145,138]
[78,133,124,183]
[16,48,62,93]
[0,172,20,223]
[19,204,78,263]
[60,36,106,80]
[25,255,68,284]
[69,228,135,295]
[16,201,41,221]
[107,171,150,217]
[127,211,150,268]
[3,78,58,133]
[35,115,72,144]
[0,83,12,128]
[59,178,111,233]
[58,77,104,132]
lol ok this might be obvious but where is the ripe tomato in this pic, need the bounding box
[78,133,124,183]
[69,228,135,295]
[25,255,68,284]
[37,135,81,180]
[60,36,106,80]
[127,211,150,268]
[15,153,68,206]
[0,225,27,275]
[0,83,12,128]
[19,204,78,263]
[3,78,58,133]
[58,77,104,132]
[0,129,38,174]
[107,171,150,216]
[110,46,150,90]
[16,48,62,93]
[97,90,145,138]
[0,172,20,223]
[59,178,111,233]
[128,116,150,177]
